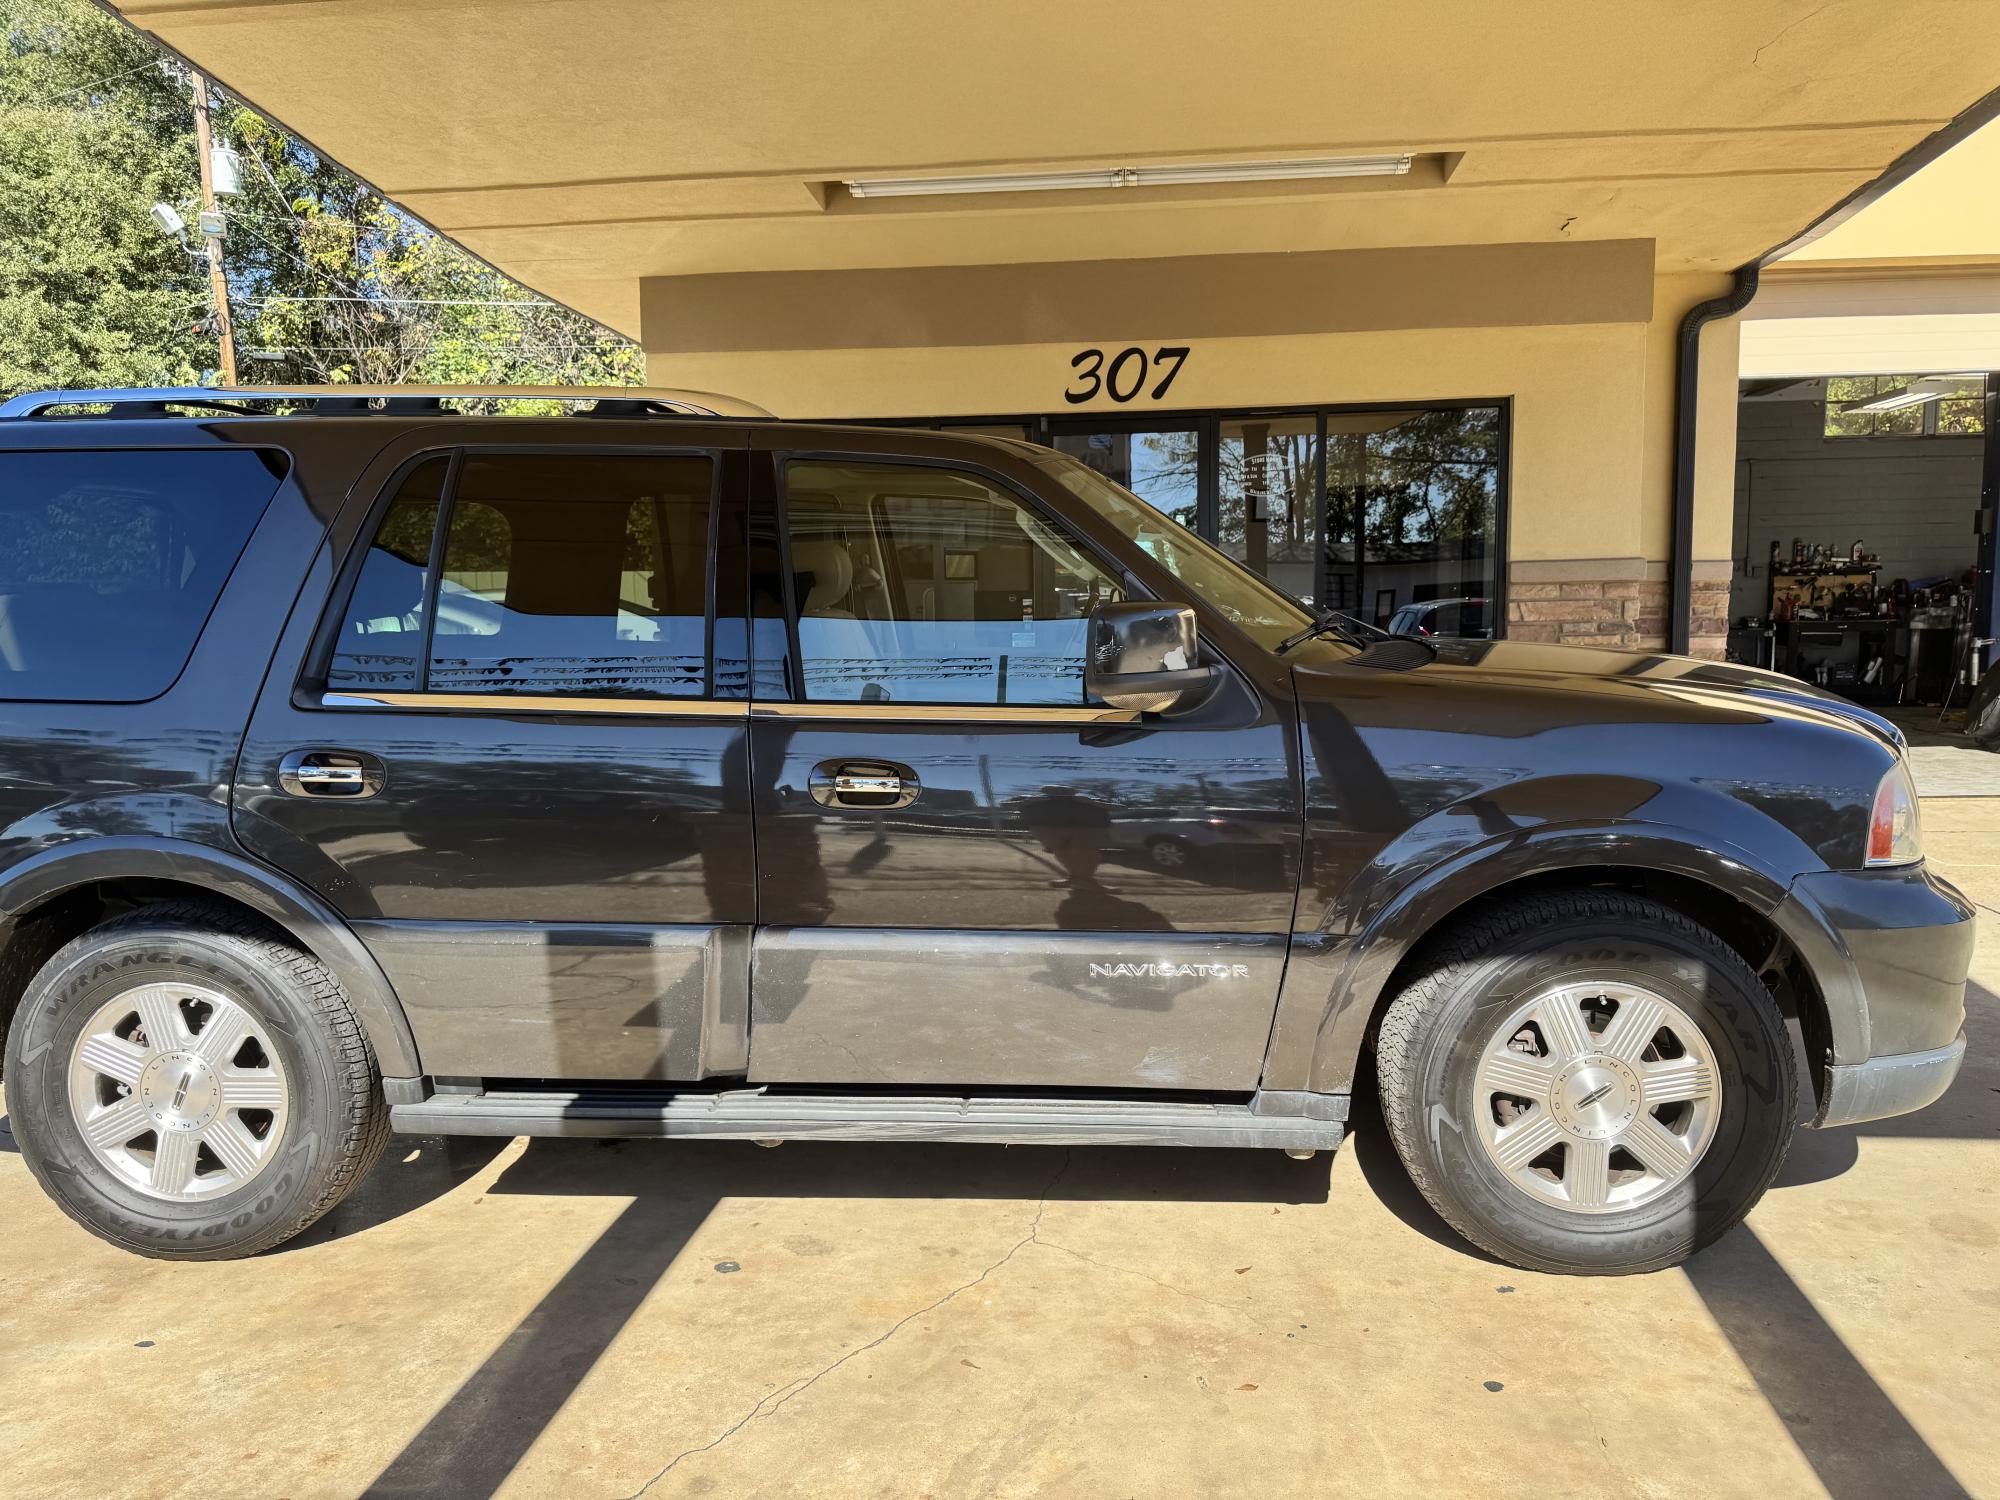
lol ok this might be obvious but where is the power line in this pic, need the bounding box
[221,207,575,320]
[19,59,172,108]
[241,337,634,354]
[218,213,393,307]
[243,295,560,308]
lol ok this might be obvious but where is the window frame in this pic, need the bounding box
[305,442,729,712]
[769,449,1154,712]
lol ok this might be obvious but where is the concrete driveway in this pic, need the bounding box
[3,803,1996,1500]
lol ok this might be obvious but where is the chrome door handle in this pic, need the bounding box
[834,772,902,797]
[279,749,386,799]
[809,759,920,809]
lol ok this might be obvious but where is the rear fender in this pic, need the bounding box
[0,836,420,1076]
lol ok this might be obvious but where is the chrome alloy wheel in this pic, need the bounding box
[65,983,290,1202]
[1471,981,1720,1215]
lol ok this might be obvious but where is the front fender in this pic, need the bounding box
[1261,818,1802,1095]
[0,836,421,1077]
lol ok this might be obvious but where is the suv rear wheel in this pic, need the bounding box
[1376,889,1794,1275]
[3,902,390,1260]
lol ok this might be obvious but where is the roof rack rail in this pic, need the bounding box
[0,385,775,420]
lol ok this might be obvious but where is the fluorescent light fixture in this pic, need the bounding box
[844,155,1413,199]
[1847,376,1969,412]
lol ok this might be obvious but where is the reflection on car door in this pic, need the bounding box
[745,434,1301,1091]
[234,433,755,1083]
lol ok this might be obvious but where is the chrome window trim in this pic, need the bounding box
[320,691,748,718]
[316,691,1138,725]
[751,701,1140,724]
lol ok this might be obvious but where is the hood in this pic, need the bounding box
[1327,636,1904,752]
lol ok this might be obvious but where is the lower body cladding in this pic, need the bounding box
[1816,1035,1966,1127]
[374,923,1331,1147]
[360,922,1286,1092]
[744,927,1288,1091]
[352,920,749,1081]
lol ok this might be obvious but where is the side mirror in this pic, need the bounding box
[1085,601,1219,715]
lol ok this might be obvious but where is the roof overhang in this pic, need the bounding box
[109,0,2000,339]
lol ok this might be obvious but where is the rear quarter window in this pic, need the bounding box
[0,448,286,702]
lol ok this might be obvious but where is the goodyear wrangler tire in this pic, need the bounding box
[3,901,389,1260]
[1376,889,1795,1276]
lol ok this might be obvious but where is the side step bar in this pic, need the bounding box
[391,1087,1347,1151]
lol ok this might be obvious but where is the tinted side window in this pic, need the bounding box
[327,457,447,692]
[428,453,714,697]
[786,461,1123,705]
[0,448,284,702]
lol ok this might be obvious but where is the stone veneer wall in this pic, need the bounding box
[1506,558,1729,658]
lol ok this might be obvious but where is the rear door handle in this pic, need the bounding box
[278,749,386,799]
[809,759,920,809]
[836,771,902,797]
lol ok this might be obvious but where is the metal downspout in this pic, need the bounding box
[1669,266,1759,655]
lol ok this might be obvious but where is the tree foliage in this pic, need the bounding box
[0,0,207,389]
[0,0,638,396]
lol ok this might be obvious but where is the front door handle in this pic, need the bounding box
[278,749,386,799]
[809,759,920,809]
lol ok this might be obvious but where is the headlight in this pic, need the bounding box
[1866,761,1923,867]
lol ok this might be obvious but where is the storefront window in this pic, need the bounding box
[1052,427,1200,531]
[1326,406,1502,635]
[879,400,1508,639]
[1219,415,1318,605]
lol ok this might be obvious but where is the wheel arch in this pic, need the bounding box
[1287,824,1838,1106]
[0,839,419,1079]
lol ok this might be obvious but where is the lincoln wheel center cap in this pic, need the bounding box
[1550,1055,1642,1140]
[138,1051,222,1133]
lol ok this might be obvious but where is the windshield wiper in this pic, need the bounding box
[1276,610,1379,655]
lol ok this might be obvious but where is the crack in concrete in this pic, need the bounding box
[1033,1236,1303,1340]
[618,1151,1072,1499]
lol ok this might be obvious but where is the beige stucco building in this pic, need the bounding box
[111,0,2000,657]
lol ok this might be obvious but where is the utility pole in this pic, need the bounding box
[189,70,237,386]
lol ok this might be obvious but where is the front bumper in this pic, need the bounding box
[1813,1033,1967,1128]
[1777,864,1976,1128]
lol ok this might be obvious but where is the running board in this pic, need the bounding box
[390,1087,1346,1151]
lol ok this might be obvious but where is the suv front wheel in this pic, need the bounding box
[1376,889,1795,1275]
[3,902,390,1260]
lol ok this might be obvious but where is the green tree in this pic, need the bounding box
[0,0,208,389]
[217,102,639,392]
[1,0,638,396]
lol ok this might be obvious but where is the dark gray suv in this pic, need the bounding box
[0,386,1973,1275]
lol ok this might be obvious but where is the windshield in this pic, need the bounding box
[1028,449,1314,651]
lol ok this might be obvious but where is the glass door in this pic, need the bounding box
[1047,421,1203,535]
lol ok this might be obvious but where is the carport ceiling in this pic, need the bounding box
[113,0,2000,336]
